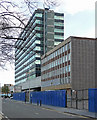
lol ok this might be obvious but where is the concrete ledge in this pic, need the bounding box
[41,84,71,91]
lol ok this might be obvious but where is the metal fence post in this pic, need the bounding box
[65,90,67,107]
[76,91,78,109]
[37,100,39,106]
[71,90,72,108]
[82,90,84,109]
[40,100,42,106]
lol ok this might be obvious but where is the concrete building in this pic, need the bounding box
[4,84,13,87]
[15,8,64,90]
[9,85,14,93]
[17,76,41,92]
[41,36,95,91]
[4,84,13,89]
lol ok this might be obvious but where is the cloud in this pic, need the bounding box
[84,27,95,38]
[55,0,96,15]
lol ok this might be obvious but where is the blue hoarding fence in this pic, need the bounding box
[13,92,26,102]
[30,90,66,107]
[88,88,97,112]
[12,89,97,112]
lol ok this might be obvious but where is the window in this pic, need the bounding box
[54,22,64,26]
[63,56,65,62]
[51,62,53,67]
[68,65,71,72]
[61,68,63,74]
[56,60,57,66]
[55,51,57,56]
[51,53,53,59]
[68,76,71,83]
[54,35,64,39]
[68,53,71,61]
[31,74,36,78]
[65,55,67,61]
[65,66,68,73]
[63,46,65,52]
[35,13,42,17]
[68,42,71,50]
[35,20,42,24]
[61,47,63,53]
[58,59,60,65]
[53,61,55,67]
[59,57,61,64]
[31,68,35,72]
[62,68,65,74]
[54,29,64,33]
[65,77,67,84]
[58,49,60,55]
[54,52,56,58]
[35,40,40,44]
[35,53,40,57]
[35,46,41,51]
[65,44,67,51]
[48,56,50,61]
[35,27,41,30]
[54,15,64,20]
[67,77,69,83]
[35,60,40,64]
[61,57,63,63]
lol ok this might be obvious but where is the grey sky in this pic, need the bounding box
[65,9,95,38]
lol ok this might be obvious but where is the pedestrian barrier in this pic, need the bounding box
[13,92,25,102]
[30,90,66,107]
[88,88,97,112]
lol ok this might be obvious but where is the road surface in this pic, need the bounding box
[2,98,92,119]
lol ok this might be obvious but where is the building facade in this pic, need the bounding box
[15,8,64,87]
[41,36,95,91]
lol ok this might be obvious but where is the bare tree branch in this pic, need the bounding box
[0,0,59,69]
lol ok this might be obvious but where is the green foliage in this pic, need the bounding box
[1,86,10,94]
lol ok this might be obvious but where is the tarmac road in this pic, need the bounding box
[2,98,93,120]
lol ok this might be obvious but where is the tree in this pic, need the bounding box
[0,0,59,69]
[1,86,9,94]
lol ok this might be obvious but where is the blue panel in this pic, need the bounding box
[13,92,25,102]
[29,90,66,107]
[88,88,97,112]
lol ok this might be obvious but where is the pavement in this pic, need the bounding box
[30,102,97,119]
[43,105,97,119]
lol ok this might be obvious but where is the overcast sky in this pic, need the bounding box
[0,0,96,86]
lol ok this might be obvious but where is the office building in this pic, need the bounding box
[15,8,64,89]
[41,36,95,91]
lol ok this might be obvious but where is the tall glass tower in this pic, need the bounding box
[15,8,64,85]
